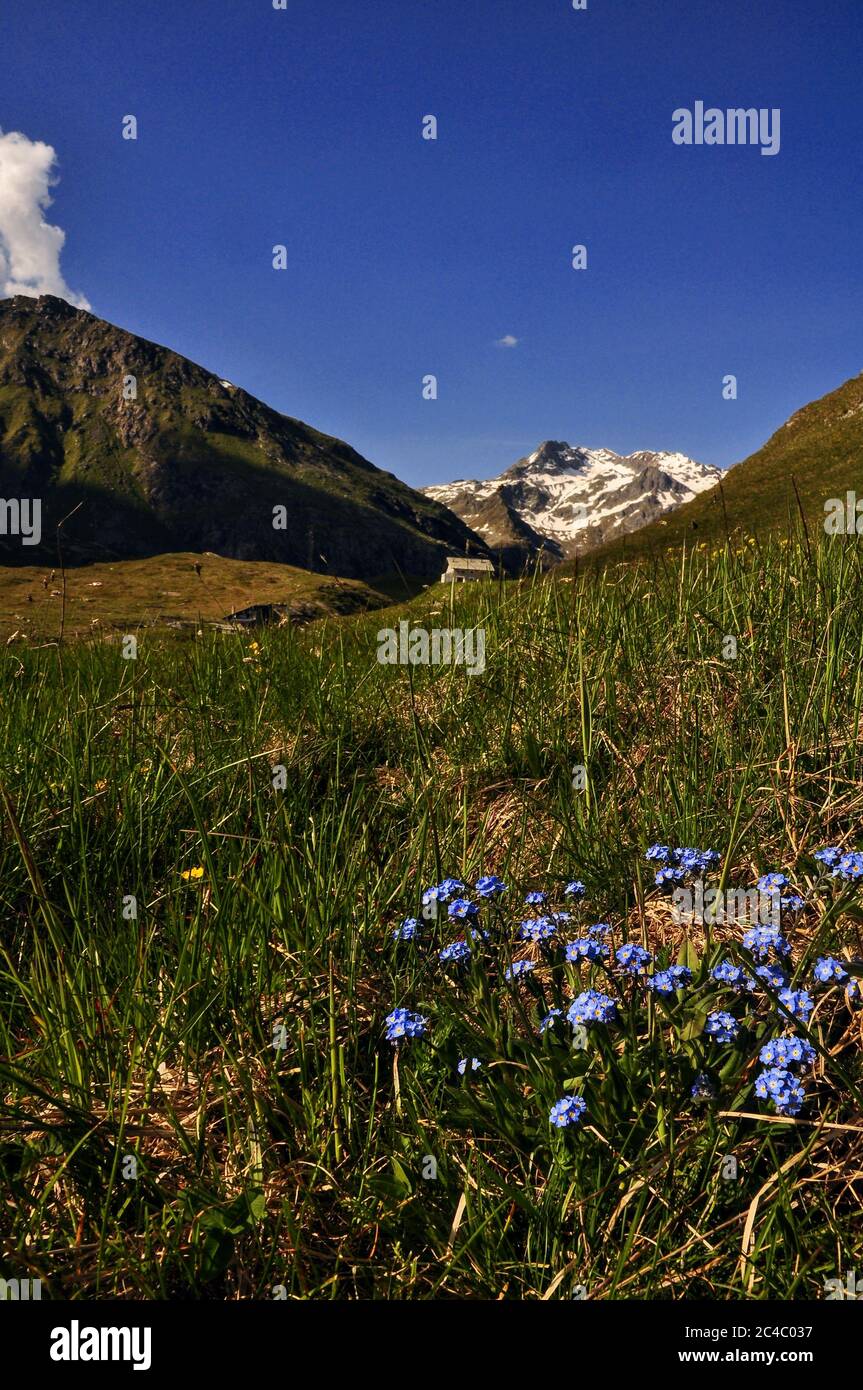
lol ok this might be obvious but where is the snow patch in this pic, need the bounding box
[422,441,720,554]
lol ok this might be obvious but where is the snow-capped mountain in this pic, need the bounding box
[422,441,721,570]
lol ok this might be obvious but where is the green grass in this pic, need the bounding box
[0,531,861,1299]
[566,368,863,568]
[0,553,388,641]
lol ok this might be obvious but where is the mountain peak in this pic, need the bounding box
[2,292,81,318]
[529,439,578,461]
[0,301,489,577]
[423,441,720,568]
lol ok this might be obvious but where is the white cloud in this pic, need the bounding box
[0,129,90,308]
[495,334,518,348]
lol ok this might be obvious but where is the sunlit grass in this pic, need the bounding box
[0,530,861,1298]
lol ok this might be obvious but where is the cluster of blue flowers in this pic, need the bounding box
[564,936,608,963]
[646,965,692,996]
[692,851,863,1113]
[384,1008,428,1042]
[742,925,792,961]
[448,898,479,921]
[549,1095,587,1129]
[392,917,420,942]
[711,958,787,992]
[547,1095,589,1128]
[519,916,566,943]
[815,847,863,880]
[754,1067,806,1117]
[616,943,652,975]
[752,874,806,914]
[422,879,465,905]
[476,875,507,898]
[384,847,862,1134]
[759,1036,816,1067]
[567,989,617,1025]
[439,940,471,964]
[505,960,536,981]
[756,872,788,892]
[813,956,849,984]
[777,987,814,1023]
[752,1036,818,1114]
[704,1011,739,1043]
[711,959,756,990]
[756,963,787,990]
[647,844,721,889]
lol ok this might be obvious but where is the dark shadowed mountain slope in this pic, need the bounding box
[0,295,488,577]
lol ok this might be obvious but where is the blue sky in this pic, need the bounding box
[1,0,861,487]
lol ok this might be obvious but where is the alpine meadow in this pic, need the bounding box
[1,0,862,1346]
[2,532,862,1301]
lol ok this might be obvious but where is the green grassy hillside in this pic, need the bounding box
[565,370,863,569]
[0,529,861,1299]
[0,552,389,641]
